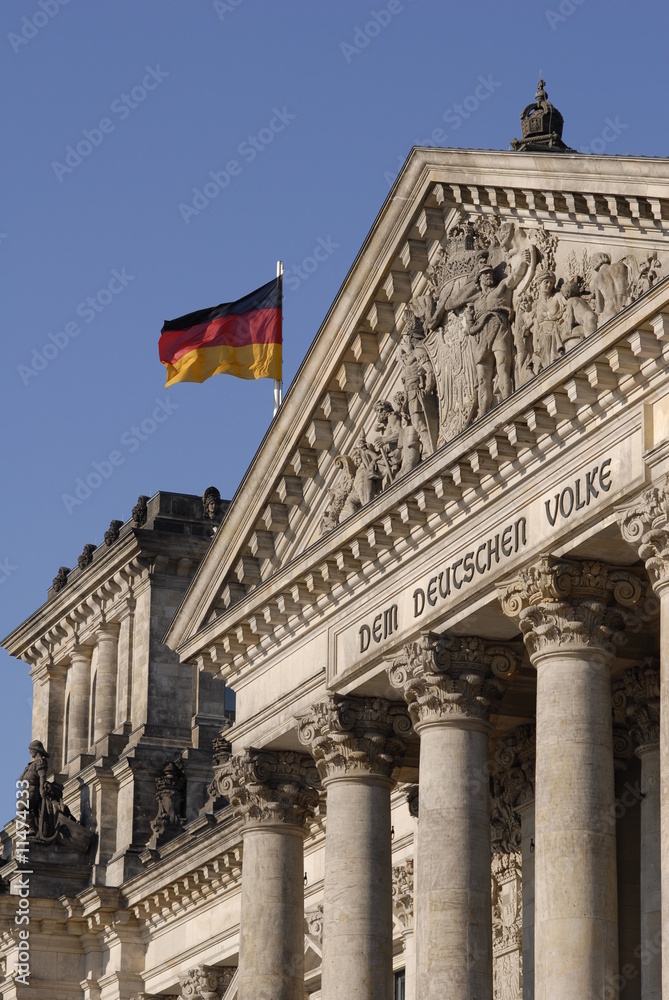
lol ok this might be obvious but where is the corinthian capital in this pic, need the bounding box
[499,556,654,660]
[217,750,320,829]
[612,660,660,749]
[618,483,669,591]
[178,965,235,999]
[296,695,411,782]
[386,632,514,729]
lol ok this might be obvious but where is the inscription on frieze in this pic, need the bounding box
[332,433,638,682]
[544,457,612,526]
[412,516,527,618]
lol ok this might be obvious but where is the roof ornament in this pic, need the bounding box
[511,78,575,153]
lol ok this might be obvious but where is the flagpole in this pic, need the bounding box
[273,260,284,416]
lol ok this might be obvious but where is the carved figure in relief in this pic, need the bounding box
[321,456,355,532]
[529,270,566,369]
[373,400,403,486]
[465,251,531,415]
[148,760,186,849]
[561,278,597,348]
[589,252,632,324]
[513,294,534,385]
[397,313,439,456]
[339,434,382,520]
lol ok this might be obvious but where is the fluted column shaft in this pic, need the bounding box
[218,750,320,1000]
[67,644,92,760]
[93,622,120,741]
[298,695,410,1000]
[501,556,649,1000]
[388,634,515,1000]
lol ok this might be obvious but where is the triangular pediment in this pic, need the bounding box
[166,146,669,657]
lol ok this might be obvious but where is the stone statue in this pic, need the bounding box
[321,456,356,533]
[52,566,70,593]
[19,740,48,836]
[513,293,534,386]
[148,761,186,849]
[132,495,149,527]
[18,741,93,849]
[529,270,566,371]
[589,252,632,324]
[202,486,223,527]
[340,434,382,519]
[561,278,597,348]
[77,544,96,570]
[104,520,124,546]
[397,312,439,457]
[373,400,403,486]
[465,251,531,415]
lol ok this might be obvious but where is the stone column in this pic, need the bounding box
[619,489,669,998]
[387,634,515,1000]
[614,661,661,1000]
[67,644,93,760]
[392,859,415,1000]
[94,622,120,742]
[500,556,650,1000]
[217,749,319,1000]
[297,695,411,1000]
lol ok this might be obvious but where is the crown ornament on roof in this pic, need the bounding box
[511,78,575,153]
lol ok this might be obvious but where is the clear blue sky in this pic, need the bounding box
[1,0,667,821]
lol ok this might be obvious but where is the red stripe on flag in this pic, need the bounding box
[159,307,281,366]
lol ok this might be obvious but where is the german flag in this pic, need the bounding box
[159,276,282,387]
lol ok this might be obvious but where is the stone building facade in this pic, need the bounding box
[2,87,669,1000]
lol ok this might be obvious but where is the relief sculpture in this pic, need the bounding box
[321,211,662,533]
